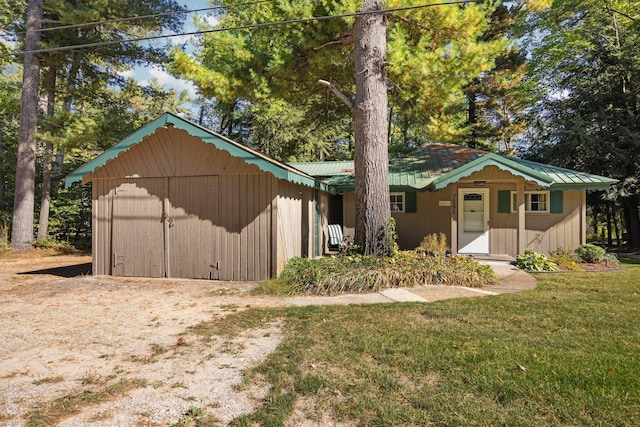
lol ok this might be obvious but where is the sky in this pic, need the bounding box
[127,0,212,100]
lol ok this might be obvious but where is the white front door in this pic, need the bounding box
[458,188,490,254]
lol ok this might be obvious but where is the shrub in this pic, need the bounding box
[276,251,496,295]
[515,249,558,271]
[33,238,77,253]
[418,233,448,257]
[549,248,583,272]
[575,244,606,264]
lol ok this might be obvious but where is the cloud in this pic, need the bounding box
[118,69,135,79]
[142,65,198,97]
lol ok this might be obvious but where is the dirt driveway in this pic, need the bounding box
[0,254,284,426]
[0,253,522,426]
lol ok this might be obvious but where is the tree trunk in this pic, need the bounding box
[37,65,56,242]
[11,0,43,250]
[352,0,390,256]
[467,88,478,149]
[613,204,621,247]
[623,196,640,248]
[606,200,613,247]
[51,53,80,197]
[0,121,4,210]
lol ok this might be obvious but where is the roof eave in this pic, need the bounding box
[65,113,333,193]
[429,154,553,191]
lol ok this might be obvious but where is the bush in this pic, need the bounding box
[276,251,496,295]
[575,244,606,264]
[33,238,77,253]
[549,248,583,272]
[418,233,448,257]
[515,249,558,271]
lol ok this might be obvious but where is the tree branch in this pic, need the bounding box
[318,79,354,111]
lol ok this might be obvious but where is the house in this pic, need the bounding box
[65,112,335,280]
[291,144,616,257]
[67,113,616,280]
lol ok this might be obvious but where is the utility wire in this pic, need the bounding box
[29,0,273,34]
[3,0,479,57]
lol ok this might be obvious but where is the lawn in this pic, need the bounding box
[193,258,640,426]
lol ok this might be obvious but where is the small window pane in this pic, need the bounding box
[390,193,404,212]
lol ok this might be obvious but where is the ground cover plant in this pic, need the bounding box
[269,250,496,296]
[516,246,621,272]
[194,258,640,426]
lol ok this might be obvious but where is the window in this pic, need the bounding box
[511,191,549,213]
[390,192,404,212]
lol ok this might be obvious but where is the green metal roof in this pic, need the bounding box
[65,112,334,194]
[290,144,617,192]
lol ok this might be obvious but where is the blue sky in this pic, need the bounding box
[123,0,212,99]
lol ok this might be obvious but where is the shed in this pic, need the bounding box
[66,113,333,280]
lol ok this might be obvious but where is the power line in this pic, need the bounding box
[30,0,272,34]
[2,0,479,57]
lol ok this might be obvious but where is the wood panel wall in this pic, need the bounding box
[87,125,260,181]
[276,181,314,274]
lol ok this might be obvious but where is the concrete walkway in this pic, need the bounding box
[278,257,537,306]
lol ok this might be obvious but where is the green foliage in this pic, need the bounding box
[549,248,583,271]
[515,249,558,271]
[386,217,399,257]
[32,238,76,253]
[277,251,496,295]
[171,0,511,151]
[520,0,640,244]
[575,243,606,264]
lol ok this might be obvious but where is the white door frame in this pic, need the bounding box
[458,188,490,254]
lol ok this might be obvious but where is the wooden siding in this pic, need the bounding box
[393,191,452,250]
[92,173,277,281]
[524,190,583,254]
[276,181,314,274]
[343,192,356,241]
[111,179,166,277]
[87,126,260,181]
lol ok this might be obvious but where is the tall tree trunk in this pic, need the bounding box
[623,197,640,248]
[51,53,80,197]
[352,0,390,256]
[0,121,4,210]
[37,65,56,242]
[11,0,43,250]
[606,200,613,247]
[467,88,478,149]
[613,204,621,247]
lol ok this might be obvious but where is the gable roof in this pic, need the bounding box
[290,144,617,192]
[65,112,334,193]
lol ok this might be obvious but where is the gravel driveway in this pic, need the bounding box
[0,254,281,426]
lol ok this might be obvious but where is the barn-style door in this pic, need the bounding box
[167,176,221,279]
[111,179,166,277]
[111,177,222,279]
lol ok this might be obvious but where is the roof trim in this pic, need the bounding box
[429,153,554,191]
[65,113,334,194]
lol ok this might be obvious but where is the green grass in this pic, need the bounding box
[193,258,640,426]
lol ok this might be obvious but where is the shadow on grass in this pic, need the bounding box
[18,263,92,277]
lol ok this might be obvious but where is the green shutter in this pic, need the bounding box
[550,190,563,213]
[498,190,511,213]
[405,191,417,213]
